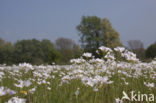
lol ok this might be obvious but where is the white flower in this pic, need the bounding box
[24,80,32,87]
[14,80,31,88]
[0,87,16,96]
[70,58,86,64]
[115,98,123,103]
[144,82,155,88]
[86,80,95,87]
[47,87,51,90]
[0,86,6,96]
[83,52,92,58]
[6,89,16,95]
[89,58,104,64]
[52,62,55,65]
[75,88,80,96]
[19,63,34,70]
[121,50,139,62]
[104,53,115,60]
[8,97,26,103]
[29,87,36,94]
[99,46,112,52]
[93,87,98,92]
[114,47,125,53]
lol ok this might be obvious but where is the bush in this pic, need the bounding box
[146,42,156,59]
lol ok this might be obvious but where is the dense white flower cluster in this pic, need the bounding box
[0,46,155,102]
[89,58,104,64]
[114,47,139,62]
[70,58,86,64]
[19,62,33,70]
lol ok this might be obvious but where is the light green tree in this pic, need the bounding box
[102,18,122,48]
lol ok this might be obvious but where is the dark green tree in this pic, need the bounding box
[77,16,122,53]
[14,39,60,65]
[146,42,156,59]
[41,39,60,64]
[73,44,83,58]
[0,42,14,65]
[14,39,43,64]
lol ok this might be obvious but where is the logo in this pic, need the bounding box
[122,91,155,102]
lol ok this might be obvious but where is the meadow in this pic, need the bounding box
[0,46,156,103]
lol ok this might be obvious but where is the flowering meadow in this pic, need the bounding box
[0,46,156,103]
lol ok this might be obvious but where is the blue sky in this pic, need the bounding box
[0,0,156,47]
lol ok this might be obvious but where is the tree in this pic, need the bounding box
[55,37,82,64]
[127,40,145,60]
[0,37,5,47]
[56,37,75,50]
[73,44,83,58]
[14,39,60,65]
[102,18,122,48]
[41,39,60,64]
[0,42,14,65]
[77,16,122,53]
[128,40,144,50]
[14,39,43,64]
[146,42,156,59]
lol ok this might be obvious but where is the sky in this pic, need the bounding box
[0,0,156,48]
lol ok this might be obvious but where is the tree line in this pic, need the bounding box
[0,16,156,65]
[0,37,82,65]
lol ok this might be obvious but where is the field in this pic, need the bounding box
[0,46,156,103]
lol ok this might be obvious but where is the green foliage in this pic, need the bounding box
[102,18,122,48]
[55,37,82,64]
[146,42,156,59]
[133,48,145,61]
[0,42,14,65]
[40,39,60,64]
[0,38,61,65]
[77,16,122,53]
[0,37,5,47]
[13,39,60,65]
[0,37,82,65]
[14,39,43,64]
[73,44,83,58]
